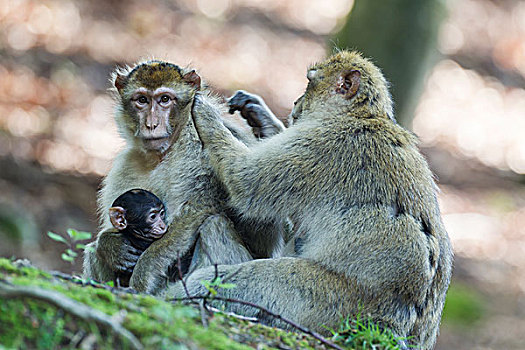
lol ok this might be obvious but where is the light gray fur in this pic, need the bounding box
[167,51,453,350]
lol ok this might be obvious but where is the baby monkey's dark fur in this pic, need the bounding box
[109,189,167,286]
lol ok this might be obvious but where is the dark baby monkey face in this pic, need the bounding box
[113,61,201,154]
[109,189,168,241]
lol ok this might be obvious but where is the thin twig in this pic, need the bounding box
[171,250,340,349]
[0,281,143,350]
[176,252,192,300]
[207,306,259,322]
[176,253,209,327]
[171,295,343,350]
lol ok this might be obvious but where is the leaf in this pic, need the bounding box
[218,283,236,289]
[66,228,78,238]
[75,231,92,241]
[106,281,114,287]
[67,229,92,241]
[77,243,96,253]
[47,232,68,245]
[61,253,75,262]
[66,249,78,257]
[201,280,218,295]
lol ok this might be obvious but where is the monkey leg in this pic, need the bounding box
[167,257,379,335]
[188,214,253,272]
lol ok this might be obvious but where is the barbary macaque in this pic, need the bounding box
[168,51,453,350]
[107,189,167,286]
[83,61,286,293]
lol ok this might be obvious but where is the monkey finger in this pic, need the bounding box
[115,261,134,274]
[242,104,270,127]
[126,245,142,256]
[251,127,262,138]
[228,90,259,114]
[228,105,240,114]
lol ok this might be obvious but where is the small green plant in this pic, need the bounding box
[329,313,410,350]
[201,276,236,296]
[46,229,95,264]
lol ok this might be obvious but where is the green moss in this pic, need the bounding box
[0,258,51,280]
[0,258,401,349]
[442,283,485,326]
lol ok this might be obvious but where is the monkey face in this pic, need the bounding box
[110,188,168,242]
[128,87,179,153]
[113,61,201,154]
[141,206,167,239]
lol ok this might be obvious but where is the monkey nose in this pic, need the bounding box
[146,121,159,130]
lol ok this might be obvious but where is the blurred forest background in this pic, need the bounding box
[1,0,525,348]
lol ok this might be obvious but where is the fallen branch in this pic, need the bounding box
[0,281,143,350]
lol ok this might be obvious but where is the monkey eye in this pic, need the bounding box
[160,209,165,219]
[136,95,148,106]
[158,94,173,107]
[149,212,158,221]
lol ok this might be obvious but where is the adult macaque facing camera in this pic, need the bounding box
[83,61,287,293]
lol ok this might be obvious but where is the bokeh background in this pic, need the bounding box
[1,0,525,348]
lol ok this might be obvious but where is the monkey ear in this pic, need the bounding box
[114,73,127,94]
[336,70,361,99]
[109,206,127,230]
[183,70,201,90]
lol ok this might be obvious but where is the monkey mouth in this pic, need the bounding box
[131,231,164,241]
[142,136,171,151]
[148,228,167,239]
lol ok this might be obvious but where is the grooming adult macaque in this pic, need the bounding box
[107,189,167,286]
[83,61,286,293]
[169,51,453,349]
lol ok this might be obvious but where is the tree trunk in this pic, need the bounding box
[332,0,445,128]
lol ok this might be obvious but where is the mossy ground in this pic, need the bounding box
[0,258,407,349]
[0,258,331,349]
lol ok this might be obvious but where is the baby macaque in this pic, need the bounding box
[109,189,167,286]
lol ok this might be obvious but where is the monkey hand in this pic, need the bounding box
[97,230,142,275]
[228,90,263,114]
[228,90,285,138]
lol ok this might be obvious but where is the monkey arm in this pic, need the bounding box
[193,95,309,222]
[187,214,253,272]
[129,208,203,294]
[129,203,253,295]
[82,229,142,282]
[228,90,286,138]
